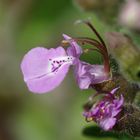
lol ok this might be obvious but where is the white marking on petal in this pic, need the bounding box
[25,56,74,82]
[48,56,74,74]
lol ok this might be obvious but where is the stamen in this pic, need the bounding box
[83,49,89,53]
[75,20,110,73]
[84,48,102,54]
[61,40,70,47]
[86,117,93,122]
[76,37,101,46]
[73,37,105,53]
[73,38,110,73]
[79,20,107,49]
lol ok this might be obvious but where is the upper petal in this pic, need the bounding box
[63,34,83,58]
[74,61,93,89]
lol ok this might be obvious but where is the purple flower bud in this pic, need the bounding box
[83,88,124,131]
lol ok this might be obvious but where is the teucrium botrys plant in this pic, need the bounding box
[21,21,140,137]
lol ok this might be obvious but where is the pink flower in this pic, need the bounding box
[83,88,124,131]
[21,22,111,93]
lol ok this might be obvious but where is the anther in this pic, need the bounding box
[86,117,93,122]
[61,40,69,47]
[84,49,89,53]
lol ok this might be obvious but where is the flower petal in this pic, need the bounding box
[21,47,73,93]
[99,117,116,131]
[74,61,109,89]
[25,64,70,93]
[63,34,83,57]
[88,65,109,84]
[110,87,120,95]
[115,95,124,109]
[74,61,93,89]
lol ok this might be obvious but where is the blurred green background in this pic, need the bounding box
[0,0,138,140]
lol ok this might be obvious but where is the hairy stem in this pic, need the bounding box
[115,104,140,137]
